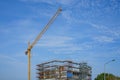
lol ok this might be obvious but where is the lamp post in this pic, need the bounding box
[104,59,115,80]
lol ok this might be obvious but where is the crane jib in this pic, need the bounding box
[25,7,62,80]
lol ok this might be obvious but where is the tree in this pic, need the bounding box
[95,73,120,80]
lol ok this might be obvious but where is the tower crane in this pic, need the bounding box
[25,7,62,80]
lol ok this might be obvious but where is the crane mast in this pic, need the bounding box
[25,7,62,80]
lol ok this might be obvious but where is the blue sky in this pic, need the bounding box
[0,0,120,80]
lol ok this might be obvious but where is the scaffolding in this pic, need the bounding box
[36,60,92,80]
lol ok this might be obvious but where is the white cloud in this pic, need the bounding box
[49,46,82,54]
[0,54,16,61]
[56,0,75,5]
[35,35,95,54]
[37,35,73,47]
[93,36,114,43]
[20,0,75,5]
[34,0,55,4]
[89,23,120,40]
[0,18,42,45]
[116,48,120,55]
[0,28,10,34]
[62,10,73,24]
[0,54,26,66]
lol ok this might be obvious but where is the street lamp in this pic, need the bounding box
[104,59,115,80]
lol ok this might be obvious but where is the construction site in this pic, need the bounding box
[36,60,92,80]
[24,7,92,80]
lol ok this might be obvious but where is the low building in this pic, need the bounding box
[36,60,92,80]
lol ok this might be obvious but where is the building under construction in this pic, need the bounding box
[36,60,92,80]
